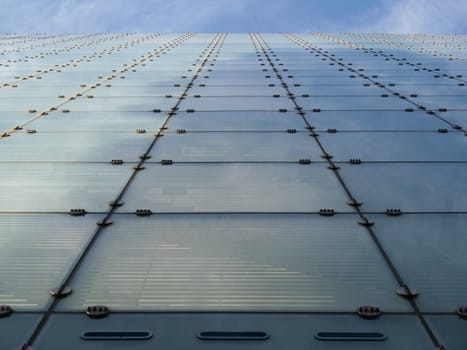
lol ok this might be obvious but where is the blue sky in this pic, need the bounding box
[0,0,466,34]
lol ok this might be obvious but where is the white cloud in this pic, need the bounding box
[0,0,251,33]
[366,0,467,33]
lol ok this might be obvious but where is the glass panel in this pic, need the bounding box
[149,132,322,161]
[339,163,467,212]
[178,96,296,111]
[296,96,413,110]
[59,214,407,311]
[0,132,152,162]
[118,163,350,212]
[0,315,41,349]
[0,214,98,310]
[441,110,467,129]
[0,163,133,212]
[168,111,307,131]
[89,85,186,97]
[428,316,467,350]
[0,84,79,98]
[0,97,57,111]
[63,97,176,112]
[37,314,432,349]
[0,112,34,132]
[189,85,283,96]
[367,214,467,311]
[318,132,467,161]
[26,111,167,132]
[304,110,448,131]
[290,84,385,96]
[411,95,467,110]
[388,84,467,95]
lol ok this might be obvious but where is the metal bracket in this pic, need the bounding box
[357,305,381,319]
[136,209,152,217]
[385,209,402,216]
[50,286,72,298]
[396,285,419,299]
[319,209,335,216]
[97,218,113,227]
[358,218,374,227]
[0,305,12,318]
[456,306,467,319]
[69,209,87,216]
[86,305,110,319]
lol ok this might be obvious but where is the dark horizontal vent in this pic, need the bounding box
[80,331,152,340]
[197,331,270,341]
[315,332,387,341]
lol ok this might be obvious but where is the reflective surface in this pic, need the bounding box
[0,164,133,211]
[0,214,98,310]
[149,132,322,161]
[339,163,467,212]
[118,163,350,212]
[427,316,467,350]
[368,214,467,311]
[58,214,407,311]
[0,32,466,349]
[318,132,467,161]
[168,111,307,131]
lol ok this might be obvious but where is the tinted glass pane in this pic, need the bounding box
[118,163,350,212]
[367,214,467,311]
[26,111,167,132]
[168,111,307,131]
[304,110,448,130]
[318,132,467,161]
[59,214,406,311]
[64,97,175,112]
[296,96,413,110]
[149,132,321,161]
[179,97,296,111]
[0,164,132,212]
[0,214,98,310]
[0,132,152,162]
[441,110,467,129]
[0,315,41,349]
[339,163,467,212]
[428,316,467,350]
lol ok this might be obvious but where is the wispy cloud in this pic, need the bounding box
[0,0,465,33]
[364,0,467,33]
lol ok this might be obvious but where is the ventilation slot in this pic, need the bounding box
[197,331,269,341]
[315,332,386,341]
[80,331,152,340]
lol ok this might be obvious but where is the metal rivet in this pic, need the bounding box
[50,286,72,297]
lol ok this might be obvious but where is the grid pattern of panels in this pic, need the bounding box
[0,32,466,349]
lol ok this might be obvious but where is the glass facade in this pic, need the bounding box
[0,32,466,349]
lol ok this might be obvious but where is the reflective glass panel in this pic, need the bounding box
[339,163,467,212]
[304,110,448,130]
[0,163,133,212]
[318,132,467,161]
[0,132,152,162]
[168,111,307,131]
[59,214,406,311]
[0,214,98,310]
[367,214,467,311]
[118,163,350,212]
[149,132,322,161]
